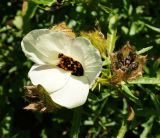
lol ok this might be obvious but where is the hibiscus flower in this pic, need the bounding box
[21,29,102,109]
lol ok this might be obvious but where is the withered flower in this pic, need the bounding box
[24,85,61,112]
[110,41,147,84]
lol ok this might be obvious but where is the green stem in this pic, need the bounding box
[70,106,82,138]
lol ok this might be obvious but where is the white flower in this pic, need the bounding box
[21,29,102,109]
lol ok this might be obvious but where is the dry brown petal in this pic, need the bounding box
[110,69,125,84]
[24,103,47,112]
[22,1,28,16]
[121,41,134,58]
[127,106,135,121]
[24,85,61,112]
[50,22,76,38]
[128,55,147,80]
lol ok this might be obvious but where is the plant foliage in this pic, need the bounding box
[0,0,160,137]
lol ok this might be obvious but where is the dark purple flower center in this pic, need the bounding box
[57,53,84,76]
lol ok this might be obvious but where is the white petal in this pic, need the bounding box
[70,37,102,85]
[21,29,49,64]
[21,29,72,65]
[51,76,89,109]
[28,64,70,93]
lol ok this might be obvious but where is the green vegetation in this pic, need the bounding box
[0,0,160,137]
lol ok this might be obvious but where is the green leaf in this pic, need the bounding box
[136,46,153,55]
[144,23,160,33]
[149,92,160,113]
[40,129,47,138]
[102,57,111,66]
[31,0,57,6]
[153,58,160,71]
[106,15,118,54]
[13,16,23,29]
[128,77,160,84]
[129,21,144,36]
[140,116,155,138]
[100,89,111,100]
[121,83,139,103]
[23,1,38,32]
[98,4,112,13]
[88,93,99,101]
[106,33,118,54]
[23,1,38,19]
[116,120,128,138]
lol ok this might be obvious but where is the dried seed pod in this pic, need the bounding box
[129,51,137,62]
[117,52,124,63]
[129,61,139,71]
[114,61,123,69]
[110,42,147,84]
